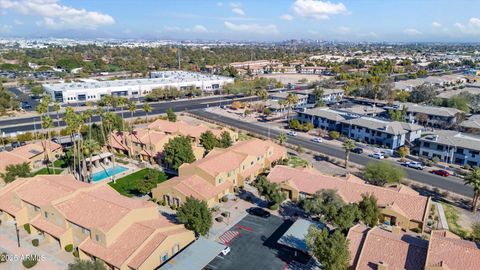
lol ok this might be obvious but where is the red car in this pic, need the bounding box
[430,170,450,177]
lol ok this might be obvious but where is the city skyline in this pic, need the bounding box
[0,0,480,42]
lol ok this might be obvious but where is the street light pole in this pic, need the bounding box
[14,220,20,248]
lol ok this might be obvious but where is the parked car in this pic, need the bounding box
[287,131,297,136]
[311,137,323,143]
[221,246,231,256]
[369,153,385,159]
[352,147,363,154]
[247,207,271,218]
[430,170,450,177]
[407,162,425,170]
[11,141,20,148]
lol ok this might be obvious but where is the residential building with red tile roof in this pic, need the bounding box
[267,166,431,232]
[425,230,480,270]
[0,141,62,177]
[0,175,195,270]
[152,138,287,207]
[347,224,428,270]
[109,118,236,164]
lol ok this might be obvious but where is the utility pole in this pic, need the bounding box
[177,46,181,70]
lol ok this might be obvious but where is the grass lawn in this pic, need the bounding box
[108,168,172,197]
[53,159,67,168]
[442,203,469,239]
[32,168,64,176]
[288,155,310,168]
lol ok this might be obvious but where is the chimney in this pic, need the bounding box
[391,226,402,234]
[377,261,389,270]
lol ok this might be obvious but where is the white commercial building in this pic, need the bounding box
[43,71,234,103]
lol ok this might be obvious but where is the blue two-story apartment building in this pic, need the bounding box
[297,108,423,149]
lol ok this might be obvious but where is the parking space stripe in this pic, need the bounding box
[218,230,240,245]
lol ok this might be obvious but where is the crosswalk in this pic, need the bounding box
[218,230,240,245]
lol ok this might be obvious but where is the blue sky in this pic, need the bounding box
[1,0,480,42]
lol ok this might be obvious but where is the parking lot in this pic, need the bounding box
[207,214,307,270]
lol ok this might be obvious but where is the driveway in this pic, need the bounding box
[207,214,306,270]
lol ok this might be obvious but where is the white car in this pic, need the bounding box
[369,153,385,159]
[221,246,231,255]
[311,137,323,143]
[287,131,297,136]
[407,162,425,170]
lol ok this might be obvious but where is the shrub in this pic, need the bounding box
[22,256,38,269]
[221,211,230,218]
[31,239,39,247]
[432,156,440,164]
[23,223,31,234]
[329,131,340,140]
[215,216,224,222]
[411,227,421,233]
[72,249,79,258]
[221,196,228,203]
[269,203,279,210]
[64,244,73,252]
[170,204,177,210]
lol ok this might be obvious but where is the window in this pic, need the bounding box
[44,212,49,219]
[250,161,254,166]
[437,145,444,151]
[82,227,90,235]
[423,142,430,148]
[95,234,100,242]
[172,244,180,254]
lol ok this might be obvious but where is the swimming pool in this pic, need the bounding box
[91,166,128,182]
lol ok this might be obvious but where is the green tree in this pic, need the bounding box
[177,197,212,236]
[166,107,177,122]
[277,132,287,145]
[358,193,381,227]
[163,136,196,170]
[408,84,436,103]
[329,131,340,140]
[301,190,345,222]
[397,146,410,161]
[52,103,61,127]
[263,107,272,117]
[219,131,233,148]
[200,131,218,152]
[342,139,356,169]
[334,203,360,232]
[1,162,31,183]
[67,259,107,270]
[30,85,44,97]
[137,169,159,194]
[256,176,285,205]
[363,161,405,186]
[143,103,152,122]
[464,167,480,212]
[289,119,302,130]
[472,221,480,241]
[286,93,299,121]
[312,87,325,107]
[306,226,350,270]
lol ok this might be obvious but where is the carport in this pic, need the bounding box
[159,237,225,270]
[277,218,325,254]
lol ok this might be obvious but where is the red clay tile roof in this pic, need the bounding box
[426,230,480,270]
[0,178,28,215]
[30,216,67,238]
[154,174,232,201]
[346,224,369,267]
[0,151,29,172]
[187,148,247,177]
[14,175,89,207]
[267,166,429,222]
[54,185,155,232]
[353,227,428,270]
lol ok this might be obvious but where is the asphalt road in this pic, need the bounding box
[0,95,260,134]
[190,109,474,197]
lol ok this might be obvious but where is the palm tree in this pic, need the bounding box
[464,167,480,212]
[128,101,136,121]
[342,139,356,169]
[277,133,287,145]
[143,103,152,122]
[41,115,53,173]
[84,139,100,183]
[52,103,60,127]
[286,93,298,121]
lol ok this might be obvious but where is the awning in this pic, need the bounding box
[159,237,225,270]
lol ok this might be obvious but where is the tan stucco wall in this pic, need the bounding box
[133,230,195,270]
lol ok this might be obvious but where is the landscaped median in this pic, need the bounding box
[108,168,172,197]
